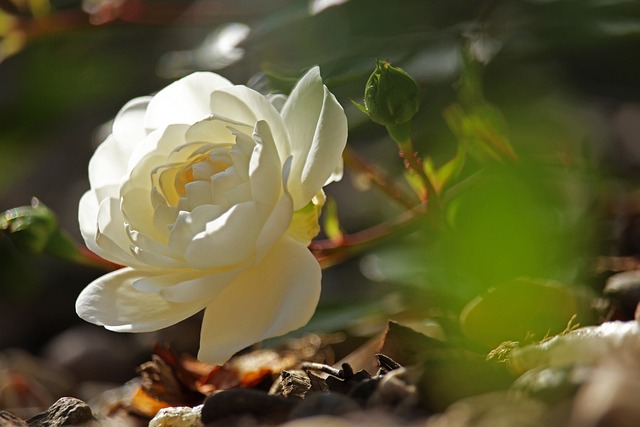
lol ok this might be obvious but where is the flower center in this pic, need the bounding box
[152,147,233,208]
[174,153,231,198]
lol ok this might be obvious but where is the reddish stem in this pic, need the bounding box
[77,245,122,271]
[310,203,427,268]
[398,141,437,205]
[343,146,419,209]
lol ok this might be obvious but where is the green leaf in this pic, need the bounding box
[444,49,517,162]
[322,197,343,242]
[423,144,467,194]
[459,278,590,350]
[443,103,516,162]
[350,99,369,115]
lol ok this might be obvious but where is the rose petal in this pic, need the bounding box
[120,186,164,243]
[228,131,254,181]
[197,237,321,364]
[145,72,233,130]
[127,225,176,259]
[185,180,213,209]
[113,96,152,146]
[299,87,347,187]
[281,67,324,149]
[88,136,131,189]
[91,196,144,267]
[134,267,243,303]
[268,93,287,112]
[126,124,191,175]
[255,194,293,263]
[281,67,348,209]
[210,87,290,161]
[121,125,191,241]
[223,182,252,206]
[168,205,224,257]
[185,116,251,145]
[210,168,244,206]
[183,202,261,269]
[76,267,208,332]
[249,120,282,210]
[79,189,108,259]
[131,246,185,269]
[326,160,344,185]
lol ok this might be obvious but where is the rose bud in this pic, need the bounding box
[363,59,420,126]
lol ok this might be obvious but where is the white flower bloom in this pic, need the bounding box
[76,67,347,364]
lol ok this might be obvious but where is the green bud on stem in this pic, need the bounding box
[362,59,420,126]
[1,198,114,269]
[1,198,58,254]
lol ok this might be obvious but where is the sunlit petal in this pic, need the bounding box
[76,267,208,332]
[249,120,282,209]
[126,124,191,175]
[197,237,321,364]
[183,202,261,269]
[185,115,251,145]
[90,196,144,267]
[113,96,152,145]
[145,72,233,130]
[255,194,293,263]
[168,205,224,257]
[210,87,291,161]
[281,67,348,209]
[79,189,110,260]
[134,267,242,303]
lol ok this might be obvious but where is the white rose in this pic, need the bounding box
[75,67,347,364]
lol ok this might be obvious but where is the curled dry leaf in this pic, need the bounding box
[128,334,331,418]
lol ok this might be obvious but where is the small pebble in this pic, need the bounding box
[148,405,203,427]
[26,397,95,427]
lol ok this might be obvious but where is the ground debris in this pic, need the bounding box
[275,370,311,399]
[0,411,28,427]
[288,392,360,419]
[201,388,296,425]
[0,349,74,419]
[15,316,640,426]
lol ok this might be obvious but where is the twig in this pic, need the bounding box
[343,146,418,210]
[310,203,427,268]
[398,138,438,206]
